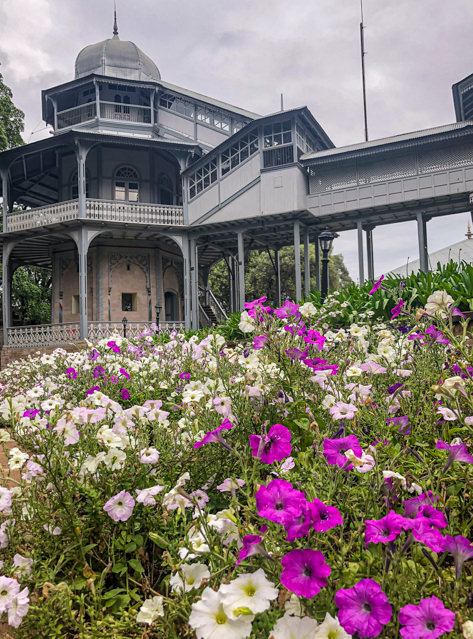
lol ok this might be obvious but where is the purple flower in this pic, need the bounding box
[391,299,404,318]
[335,578,392,638]
[424,325,450,345]
[303,329,326,350]
[0,576,20,614]
[450,306,466,318]
[107,340,121,353]
[399,596,455,639]
[365,511,409,546]
[86,386,100,396]
[193,418,235,451]
[65,367,77,379]
[387,415,411,435]
[88,348,100,361]
[120,367,130,379]
[280,549,331,598]
[103,490,135,522]
[436,439,473,472]
[403,492,438,517]
[369,274,384,295]
[93,365,105,378]
[307,498,343,533]
[255,478,306,525]
[415,505,447,530]
[284,347,308,361]
[120,388,130,401]
[323,435,362,469]
[253,334,268,349]
[275,300,300,319]
[443,534,473,579]
[236,535,271,566]
[411,521,445,553]
[179,371,191,381]
[249,424,291,464]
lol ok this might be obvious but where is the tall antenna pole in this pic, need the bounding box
[360,0,369,141]
[280,93,284,111]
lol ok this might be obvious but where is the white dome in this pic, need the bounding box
[75,35,161,82]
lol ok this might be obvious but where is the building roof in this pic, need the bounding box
[300,121,473,164]
[75,35,161,83]
[388,235,473,277]
[158,80,260,121]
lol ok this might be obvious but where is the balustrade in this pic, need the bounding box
[100,102,151,124]
[6,199,183,232]
[6,321,185,348]
[57,103,97,129]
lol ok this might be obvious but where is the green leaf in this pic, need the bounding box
[128,558,144,573]
[103,587,126,599]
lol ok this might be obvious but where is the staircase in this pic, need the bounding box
[201,305,218,326]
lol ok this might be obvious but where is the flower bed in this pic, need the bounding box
[0,290,472,637]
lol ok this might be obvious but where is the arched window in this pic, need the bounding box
[165,291,179,321]
[70,169,89,200]
[114,166,139,202]
[114,94,122,113]
[159,173,174,205]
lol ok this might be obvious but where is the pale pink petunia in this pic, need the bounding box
[329,402,358,420]
[104,490,135,522]
[136,485,165,506]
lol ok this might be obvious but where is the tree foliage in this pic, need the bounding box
[0,72,24,151]
[208,246,352,311]
[11,266,52,325]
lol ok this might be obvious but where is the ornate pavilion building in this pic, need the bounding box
[1,16,473,350]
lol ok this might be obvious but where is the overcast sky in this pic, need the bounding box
[0,0,472,280]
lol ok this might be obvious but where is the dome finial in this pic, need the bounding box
[113,1,119,38]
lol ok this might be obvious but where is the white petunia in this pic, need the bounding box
[189,587,253,639]
[169,562,211,593]
[220,569,278,618]
[136,595,164,625]
[238,311,256,333]
[313,612,352,638]
[270,613,319,639]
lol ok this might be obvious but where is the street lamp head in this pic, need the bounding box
[319,229,336,254]
[122,316,128,326]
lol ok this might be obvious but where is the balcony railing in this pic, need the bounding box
[57,103,97,129]
[6,199,184,232]
[6,321,185,348]
[100,102,151,124]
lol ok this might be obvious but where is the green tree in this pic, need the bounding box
[208,246,352,312]
[0,71,24,150]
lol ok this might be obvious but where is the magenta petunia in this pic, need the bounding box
[310,498,343,532]
[283,502,313,542]
[103,490,135,522]
[399,595,455,639]
[323,435,362,469]
[365,510,409,546]
[436,439,473,472]
[443,534,473,579]
[335,578,392,638]
[415,505,447,530]
[411,520,445,553]
[236,534,271,566]
[280,548,331,598]
[253,334,268,349]
[255,478,306,525]
[65,367,77,379]
[249,424,291,464]
[120,388,130,401]
[275,300,300,319]
[391,299,404,318]
[368,274,385,295]
[193,418,235,451]
[403,491,438,518]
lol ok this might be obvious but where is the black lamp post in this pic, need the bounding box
[319,229,336,304]
[155,303,162,333]
[122,316,128,338]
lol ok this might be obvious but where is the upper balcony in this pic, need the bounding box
[56,101,153,130]
[4,199,184,233]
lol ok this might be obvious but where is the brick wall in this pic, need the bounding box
[0,343,87,369]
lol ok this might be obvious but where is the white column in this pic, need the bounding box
[276,249,281,306]
[237,231,245,310]
[294,221,301,301]
[357,220,365,284]
[417,212,429,272]
[2,242,11,345]
[366,227,375,280]
[76,143,88,220]
[77,227,89,340]
[303,229,310,297]
[1,170,8,233]
[182,236,191,330]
